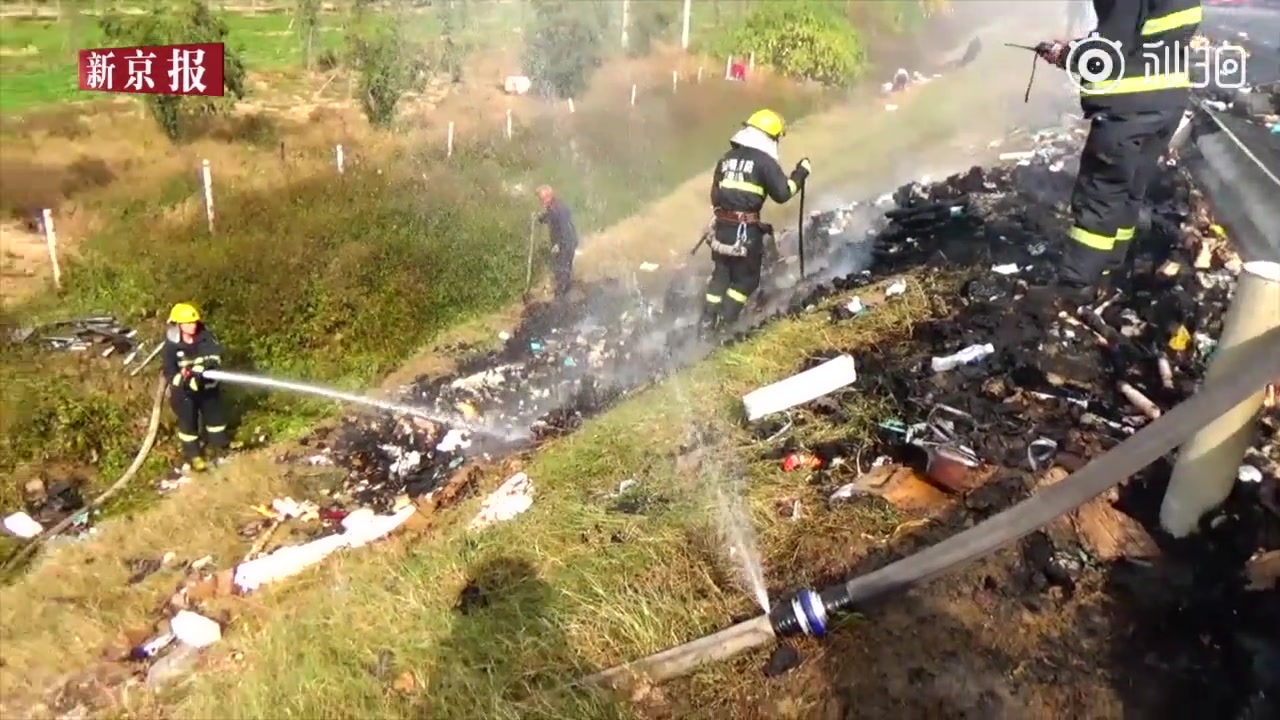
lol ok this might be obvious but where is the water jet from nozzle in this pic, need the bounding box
[201,368,520,441]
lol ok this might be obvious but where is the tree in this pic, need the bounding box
[296,0,322,70]
[522,0,607,99]
[439,0,464,83]
[99,0,247,141]
[627,1,676,58]
[726,2,867,86]
[348,14,428,128]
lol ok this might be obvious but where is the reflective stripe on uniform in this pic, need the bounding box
[719,179,764,195]
[705,293,723,304]
[1116,226,1135,241]
[177,354,221,368]
[1070,226,1116,251]
[1141,7,1202,35]
[726,288,750,304]
[178,432,199,442]
[1083,73,1190,96]
[787,178,798,195]
[206,425,227,433]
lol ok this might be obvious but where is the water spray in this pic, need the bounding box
[201,368,515,440]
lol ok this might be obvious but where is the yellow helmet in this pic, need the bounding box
[744,109,785,139]
[168,302,201,324]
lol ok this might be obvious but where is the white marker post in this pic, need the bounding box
[698,65,703,83]
[672,70,678,93]
[749,53,755,72]
[724,56,732,79]
[41,208,61,290]
[568,98,575,113]
[506,108,513,140]
[335,144,344,175]
[630,83,637,106]
[447,121,455,158]
[200,159,214,234]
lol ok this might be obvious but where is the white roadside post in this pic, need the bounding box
[1160,260,1280,536]
[201,159,214,234]
[672,70,678,94]
[630,83,637,107]
[335,144,344,175]
[41,208,62,290]
[447,121,455,158]
[506,108,513,140]
[568,98,575,113]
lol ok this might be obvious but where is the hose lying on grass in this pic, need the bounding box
[2,375,168,573]
[584,325,1280,692]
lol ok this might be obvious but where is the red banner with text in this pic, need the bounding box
[78,43,225,97]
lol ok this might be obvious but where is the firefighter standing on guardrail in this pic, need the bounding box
[700,109,810,337]
[162,302,229,473]
[1028,0,1201,316]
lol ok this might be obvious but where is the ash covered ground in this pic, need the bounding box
[266,121,1278,717]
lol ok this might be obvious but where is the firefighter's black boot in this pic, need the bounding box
[698,303,721,340]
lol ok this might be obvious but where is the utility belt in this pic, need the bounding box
[709,208,763,258]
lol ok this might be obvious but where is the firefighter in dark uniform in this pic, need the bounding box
[1032,0,1200,312]
[701,109,811,336]
[162,302,229,472]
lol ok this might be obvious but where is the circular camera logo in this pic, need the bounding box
[1066,32,1126,93]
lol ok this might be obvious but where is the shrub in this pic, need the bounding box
[523,0,607,98]
[349,14,428,128]
[627,2,677,58]
[716,1,867,86]
[99,0,248,141]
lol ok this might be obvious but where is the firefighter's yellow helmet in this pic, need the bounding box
[744,109,785,139]
[168,302,201,324]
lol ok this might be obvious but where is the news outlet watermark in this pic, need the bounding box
[1064,32,1247,93]
[78,42,225,97]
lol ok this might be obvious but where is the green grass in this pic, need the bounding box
[0,270,944,717]
[168,277,943,718]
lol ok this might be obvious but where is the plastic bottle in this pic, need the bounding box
[930,343,994,373]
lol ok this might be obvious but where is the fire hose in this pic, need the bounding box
[584,325,1280,691]
[2,375,168,573]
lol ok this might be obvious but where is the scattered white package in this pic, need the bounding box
[742,354,858,422]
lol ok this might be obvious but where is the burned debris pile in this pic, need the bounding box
[760,129,1279,717]
[5,315,154,369]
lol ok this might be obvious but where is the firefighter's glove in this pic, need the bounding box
[791,158,812,186]
[1037,40,1068,69]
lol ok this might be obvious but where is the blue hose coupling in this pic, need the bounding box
[769,588,829,639]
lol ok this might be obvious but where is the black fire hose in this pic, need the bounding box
[585,325,1280,690]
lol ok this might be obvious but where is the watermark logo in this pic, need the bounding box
[78,43,225,97]
[1064,32,1248,92]
[1066,33,1127,93]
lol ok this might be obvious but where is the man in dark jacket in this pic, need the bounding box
[536,185,580,300]
[162,302,228,472]
[1030,0,1200,316]
[700,108,811,336]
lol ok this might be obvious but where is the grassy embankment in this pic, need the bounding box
[0,46,1032,720]
[0,13,823,530]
